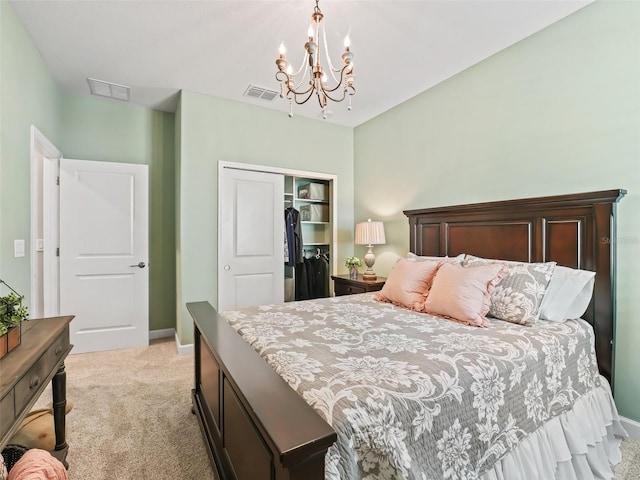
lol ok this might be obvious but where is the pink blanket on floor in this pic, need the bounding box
[8,449,67,480]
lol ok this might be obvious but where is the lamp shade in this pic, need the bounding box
[355,219,386,245]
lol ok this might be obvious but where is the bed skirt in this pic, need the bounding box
[481,379,628,480]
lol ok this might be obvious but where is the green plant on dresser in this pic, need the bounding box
[0,280,29,359]
[0,292,28,335]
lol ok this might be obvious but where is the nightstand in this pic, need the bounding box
[331,274,386,296]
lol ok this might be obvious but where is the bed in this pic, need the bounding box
[189,189,627,480]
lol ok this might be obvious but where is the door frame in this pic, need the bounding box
[217,161,338,301]
[30,126,62,318]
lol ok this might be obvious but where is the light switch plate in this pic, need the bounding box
[36,239,44,252]
[14,239,25,258]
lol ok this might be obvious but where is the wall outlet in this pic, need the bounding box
[14,239,25,258]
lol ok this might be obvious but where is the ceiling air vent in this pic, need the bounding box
[87,78,131,101]
[244,85,278,101]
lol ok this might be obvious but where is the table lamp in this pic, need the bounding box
[355,219,386,280]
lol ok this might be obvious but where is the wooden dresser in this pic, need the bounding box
[0,316,73,466]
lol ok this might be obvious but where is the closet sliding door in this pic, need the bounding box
[218,167,284,311]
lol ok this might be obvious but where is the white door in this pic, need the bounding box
[219,167,284,311]
[60,158,149,353]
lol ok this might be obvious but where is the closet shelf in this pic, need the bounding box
[295,198,329,204]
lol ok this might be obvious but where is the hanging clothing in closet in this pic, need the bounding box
[294,261,309,301]
[304,253,330,299]
[285,207,303,266]
[285,207,307,301]
[285,207,330,300]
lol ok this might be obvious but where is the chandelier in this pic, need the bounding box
[275,0,355,119]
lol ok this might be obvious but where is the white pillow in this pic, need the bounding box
[406,252,465,263]
[538,266,596,322]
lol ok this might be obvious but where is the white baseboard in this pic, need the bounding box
[174,331,194,356]
[620,416,640,439]
[150,328,193,355]
[149,328,175,340]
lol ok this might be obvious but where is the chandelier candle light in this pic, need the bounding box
[275,0,355,119]
[355,219,386,281]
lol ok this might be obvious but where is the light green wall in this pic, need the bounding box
[354,0,640,420]
[1,1,176,332]
[58,93,176,331]
[177,91,354,344]
[0,1,61,300]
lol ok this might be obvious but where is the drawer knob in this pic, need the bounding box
[29,376,40,390]
[55,345,63,356]
[347,287,352,292]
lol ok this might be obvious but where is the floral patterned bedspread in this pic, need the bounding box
[221,293,602,480]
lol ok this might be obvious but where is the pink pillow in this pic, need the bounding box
[424,262,507,327]
[375,258,441,311]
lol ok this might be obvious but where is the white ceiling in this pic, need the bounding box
[10,0,595,127]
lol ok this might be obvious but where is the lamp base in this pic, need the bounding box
[363,246,377,281]
[362,269,377,281]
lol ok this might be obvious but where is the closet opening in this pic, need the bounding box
[218,161,337,311]
[285,176,332,302]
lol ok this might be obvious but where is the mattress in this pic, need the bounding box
[222,293,624,479]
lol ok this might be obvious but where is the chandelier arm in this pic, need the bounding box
[321,79,356,104]
[319,65,351,94]
[292,88,317,105]
[276,70,316,98]
[289,83,315,97]
[321,86,347,104]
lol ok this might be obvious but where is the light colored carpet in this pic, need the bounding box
[46,338,216,479]
[616,437,640,480]
[32,337,639,479]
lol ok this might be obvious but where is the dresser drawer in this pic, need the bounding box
[0,390,15,436]
[14,330,69,415]
[43,329,70,371]
[334,283,367,296]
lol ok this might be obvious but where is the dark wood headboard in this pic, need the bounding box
[404,189,626,387]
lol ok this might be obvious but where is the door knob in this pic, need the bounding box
[224,265,231,271]
[130,262,146,268]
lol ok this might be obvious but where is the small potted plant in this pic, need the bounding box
[1,282,29,359]
[345,256,363,279]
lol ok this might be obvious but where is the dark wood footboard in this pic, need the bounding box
[188,301,336,480]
